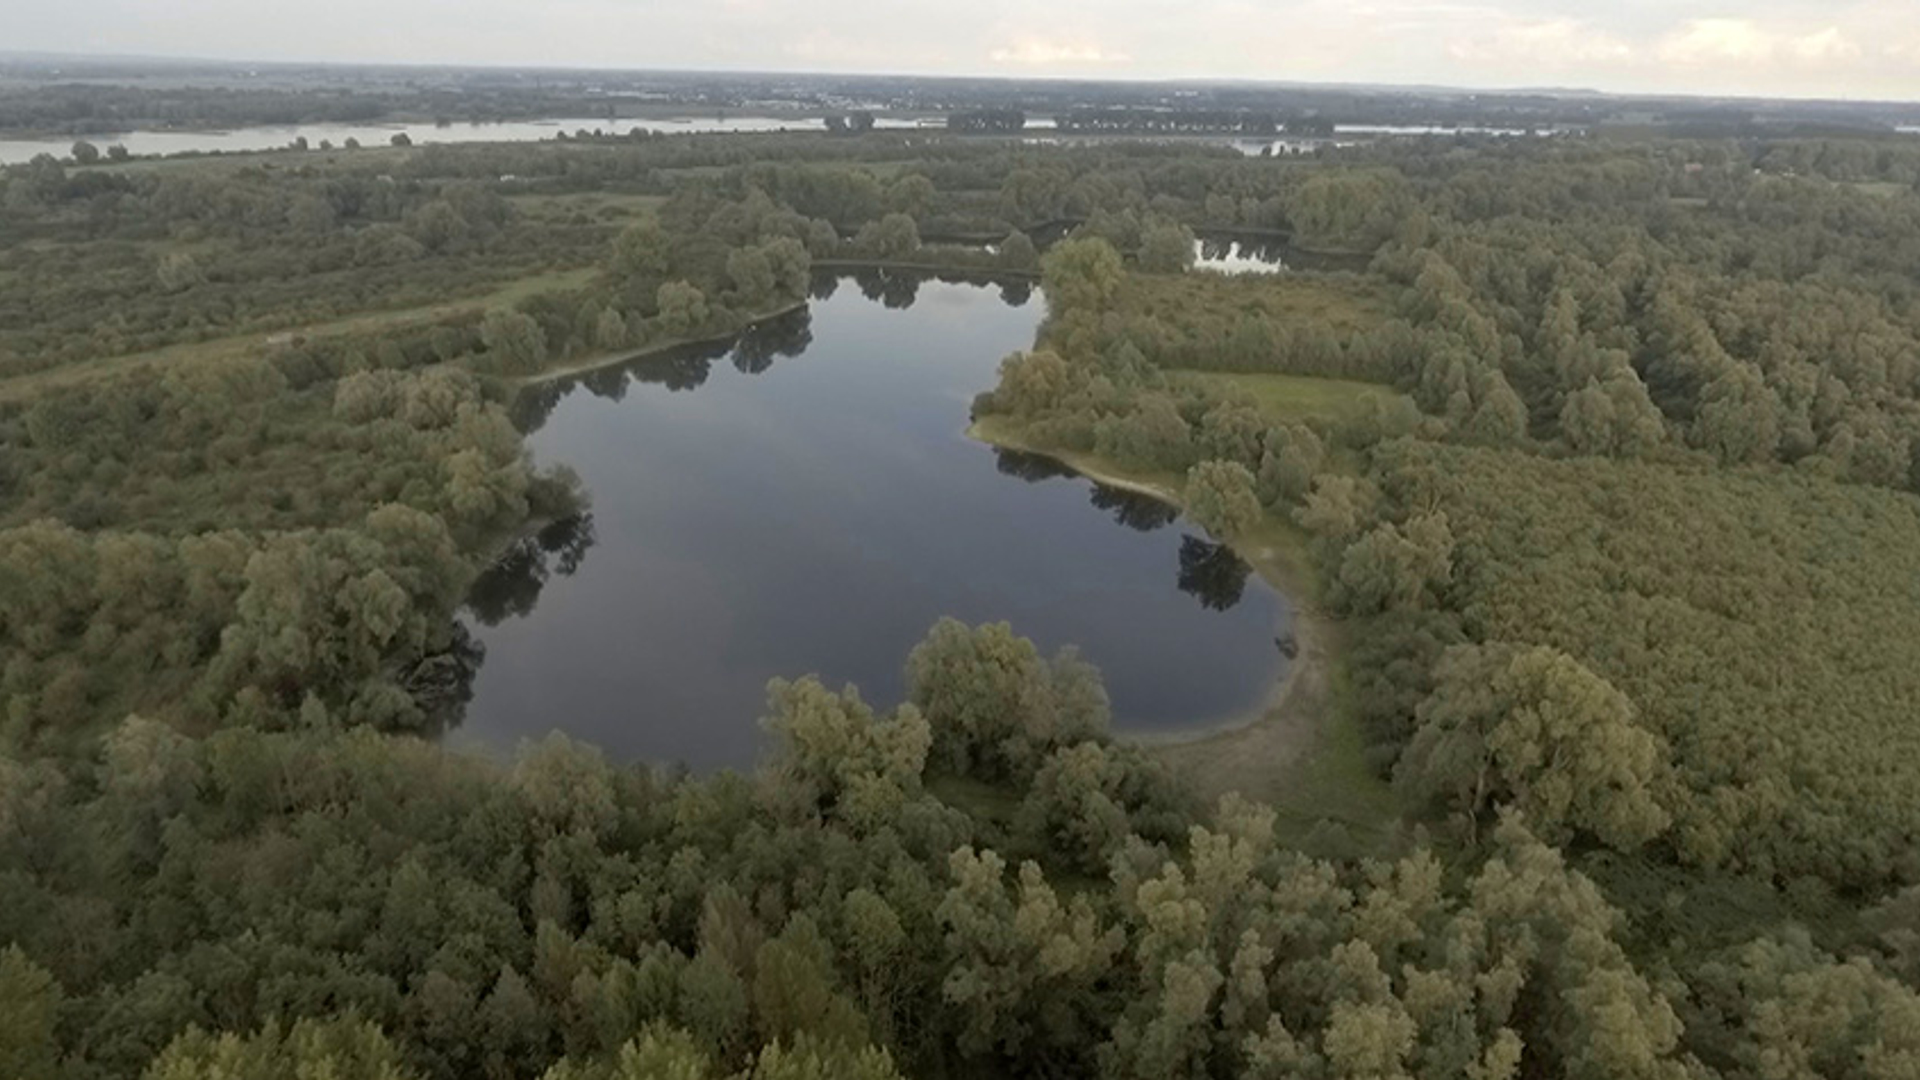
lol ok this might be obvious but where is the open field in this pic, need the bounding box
[1118,268,1395,337]
[1191,370,1404,426]
[0,266,599,402]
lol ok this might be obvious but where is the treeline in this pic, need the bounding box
[1365,149,1920,495]
[12,620,1912,1080]
[966,128,1920,1072]
[0,357,579,756]
[1056,107,1338,136]
[1337,440,1920,888]
[0,82,639,137]
[945,109,1026,134]
[990,159,1920,883]
[0,156,573,376]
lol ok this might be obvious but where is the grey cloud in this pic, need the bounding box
[10,0,1919,99]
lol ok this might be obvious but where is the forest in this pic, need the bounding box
[6,108,1920,1079]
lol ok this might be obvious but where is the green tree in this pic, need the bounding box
[144,1016,419,1080]
[1184,460,1262,539]
[609,219,670,287]
[0,947,62,1080]
[540,1025,715,1080]
[1397,644,1671,849]
[1256,424,1323,507]
[1289,171,1414,251]
[885,174,935,217]
[155,252,205,293]
[1559,380,1619,456]
[480,310,549,375]
[595,307,631,352]
[1694,366,1782,465]
[727,246,777,306]
[759,677,930,831]
[937,847,1121,1059]
[1468,372,1528,445]
[853,213,920,261]
[987,350,1078,418]
[1136,221,1197,273]
[760,237,812,300]
[1337,512,1454,614]
[751,915,867,1049]
[999,231,1039,271]
[1040,237,1124,314]
[750,1036,905,1080]
[1094,396,1194,470]
[905,619,1106,779]
[656,282,711,338]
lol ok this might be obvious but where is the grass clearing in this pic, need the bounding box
[1191,371,1403,427]
[1847,181,1912,199]
[0,265,600,402]
[507,191,668,224]
[1120,271,1395,338]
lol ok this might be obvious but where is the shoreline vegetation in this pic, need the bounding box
[499,259,1035,389]
[502,298,811,387]
[967,414,1391,838]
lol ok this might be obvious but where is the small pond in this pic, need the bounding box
[453,270,1291,770]
[1194,235,1371,274]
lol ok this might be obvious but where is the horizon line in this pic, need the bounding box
[5,48,1920,111]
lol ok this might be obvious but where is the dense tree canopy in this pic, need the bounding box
[6,116,1920,1080]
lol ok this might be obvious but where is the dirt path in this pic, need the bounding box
[0,267,597,403]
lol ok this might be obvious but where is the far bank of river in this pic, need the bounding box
[0,114,932,166]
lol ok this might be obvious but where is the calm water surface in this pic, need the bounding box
[454,272,1290,769]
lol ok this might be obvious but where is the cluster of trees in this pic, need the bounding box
[0,156,565,376]
[974,238,1364,503]
[0,80,649,138]
[996,148,1920,894]
[945,109,1026,134]
[11,619,1917,1080]
[1358,142,1920,493]
[973,133,1920,1078]
[0,356,578,755]
[1054,107,1330,136]
[1335,440,1920,888]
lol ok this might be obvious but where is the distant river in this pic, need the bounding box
[0,114,926,166]
[451,270,1291,770]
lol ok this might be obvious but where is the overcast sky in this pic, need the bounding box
[16,0,1920,102]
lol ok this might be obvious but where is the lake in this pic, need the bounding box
[453,271,1291,770]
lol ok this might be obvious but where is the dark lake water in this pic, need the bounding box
[453,271,1291,770]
